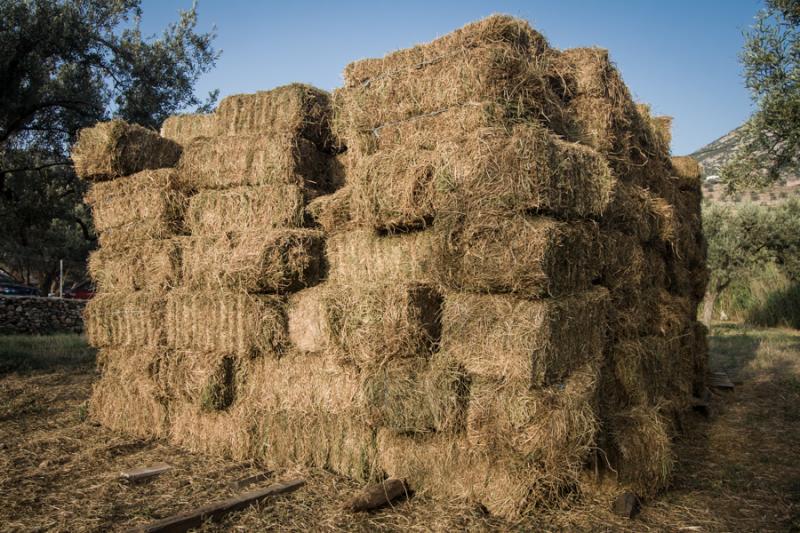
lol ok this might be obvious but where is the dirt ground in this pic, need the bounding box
[1,325,799,532]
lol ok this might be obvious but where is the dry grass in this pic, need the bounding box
[83,291,165,349]
[88,237,183,292]
[160,113,218,146]
[1,324,798,531]
[72,120,182,181]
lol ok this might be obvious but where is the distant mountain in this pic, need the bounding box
[690,126,746,178]
[690,125,800,205]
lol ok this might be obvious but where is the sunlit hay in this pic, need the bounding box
[89,347,169,438]
[359,355,470,434]
[608,405,675,497]
[322,281,443,367]
[441,288,608,385]
[305,186,354,234]
[670,155,704,193]
[154,350,245,412]
[84,169,188,238]
[333,16,570,145]
[181,229,325,293]
[184,184,305,236]
[601,181,677,244]
[347,124,615,231]
[438,213,601,298]
[215,83,334,152]
[377,430,581,518]
[88,237,183,292]
[326,228,442,287]
[72,119,182,181]
[83,291,165,349]
[288,285,330,354]
[165,289,288,358]
[637,105,673,156]
[160,113,218,146]
[178,134,331,193]
[466,364,600,478]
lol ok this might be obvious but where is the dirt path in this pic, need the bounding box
[1,326,798,531]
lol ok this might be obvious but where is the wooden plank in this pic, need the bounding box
[120,463,172,483]
[710,371,734,390]
[612,491,640,518]
[345,478,408,512]
[227,471,271,491]
[129,478,304,533]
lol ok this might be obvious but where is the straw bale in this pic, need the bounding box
[185,184,305,236]
[442,288,608,385]
[326,228,442,287]
[323,281,443,367]
[348,124,615,230]
[181,229,325,293]
[377,430,581,518]
[335,16,564,140]
[215,84,334,151]
[83,291,165,348]
[160,113,218,146]
[305,186,354,234]
[165,289,288,358]
[359,356,470,434]
[72,120,181,180]
[670,155,703,193]
[178,134,331,192]
[601,181,676,244]
[608,405,674,496]
[288,285,330,354]
[439,214,601,298]
[89,347,168,438]
[85,169,188,238]
[88,237,182,292]
[154,350,244,412]
[466,364,599,465]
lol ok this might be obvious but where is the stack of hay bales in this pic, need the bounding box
[76,15,708,519]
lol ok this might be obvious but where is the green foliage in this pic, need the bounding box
[723,0,800,189]
[0,0,219,292]
[0,333,95,374]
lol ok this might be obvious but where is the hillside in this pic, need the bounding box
[690,126,800,204]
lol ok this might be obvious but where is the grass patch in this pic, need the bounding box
[0,334,96,374]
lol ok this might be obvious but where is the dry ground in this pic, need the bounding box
[1,325,799,532]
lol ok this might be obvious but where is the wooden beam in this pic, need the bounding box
[227,471,272,491]
[129,478,305,533]
[710,371,734,390]
[120,463,172,483]
[345,478,408,512]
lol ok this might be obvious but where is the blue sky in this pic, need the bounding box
[140,0,763,155]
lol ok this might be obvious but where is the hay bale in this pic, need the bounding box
[288,285,329,354]
[178,134,331,192]
[185,184,305,236]
[670,156,703,193]
[326,228,442,287]
[181,229,325,293]
[305,186,354,234]
[89,347,168,438]
[84,169,188,238]
[72,120,181,180]
[440,214,601,298]
[155,350,242,411]
[165,289,288,358]
[323,281,443,367]
[335,16,566,142]
[466,364,599,467]
[601,181,676,244]
[608,405,674,496]
[160,113,218,146]
[215,84,334,151]
[88,237,182,292]
[442,288,608,385]
[377,430,577,518]
[84,292,165,348]
[347,123,615,230]
[359,356,470,434]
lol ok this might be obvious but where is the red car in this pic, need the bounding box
[64,280,95,300]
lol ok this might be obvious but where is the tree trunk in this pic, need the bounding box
[702,290,718,327]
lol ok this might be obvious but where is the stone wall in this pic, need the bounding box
[0,296,85,335]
